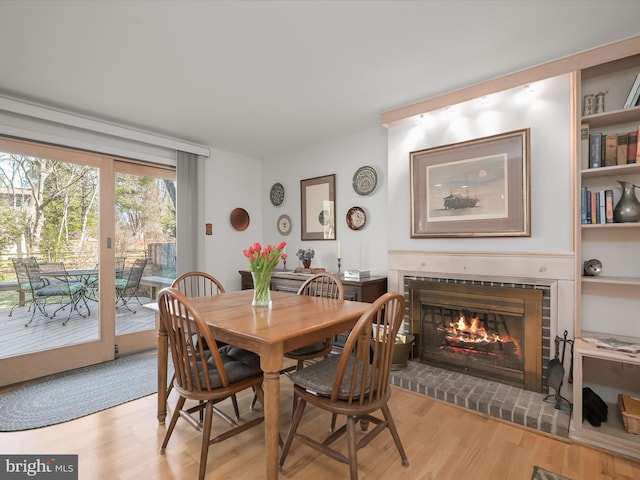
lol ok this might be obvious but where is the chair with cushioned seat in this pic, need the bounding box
[157,287,265,480]
[23,260,89,326]
[279,292,409,480]
[171,271,241,419]
[249,272,346,411]
[284,272,344,370]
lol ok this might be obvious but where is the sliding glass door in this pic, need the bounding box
[113,161,176,355]
[0,137,175,386]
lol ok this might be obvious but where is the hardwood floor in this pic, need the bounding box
[1,382,638,479]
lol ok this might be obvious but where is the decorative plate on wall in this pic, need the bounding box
[277,214,292,235]
[352,166,378,196]
[230,208,250,231]
[346,206,366,230]
[270,182,285,206]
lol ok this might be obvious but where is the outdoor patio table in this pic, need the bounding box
[145,288,370,480]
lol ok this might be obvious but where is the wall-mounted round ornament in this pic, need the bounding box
[352,166,378,196]
[277,214,292,235]
[270,182,285,206]
[230,208,250,231]
[346,206,366,230]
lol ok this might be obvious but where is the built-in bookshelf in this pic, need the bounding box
[573,53,640,459]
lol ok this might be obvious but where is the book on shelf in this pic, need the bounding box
[591,190,598,224]
[605,189,614,223]
[343,269,370,279]
[582,336,640,354]
[636,125,640,163]
[599,190,606,224]
[604,133,618,166]
[581,186,588,224]
[581,123,589,170]
[589,132,602,168]
[617,132,628,166]
[623,73,640,108]
[628,130,638,163]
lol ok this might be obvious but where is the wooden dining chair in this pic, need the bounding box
[284,272,345,370]
[250,272,345,411]
[170,271,241,419]
[279,292,409,480]
[157,287,265,480]
[172,270,225,298]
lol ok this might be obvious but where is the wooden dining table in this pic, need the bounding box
[148,288,371,480]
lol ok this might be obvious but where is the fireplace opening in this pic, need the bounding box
[409,280,543,392]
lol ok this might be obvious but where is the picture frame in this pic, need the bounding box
[300,174,336,240]
[410,129,530,238]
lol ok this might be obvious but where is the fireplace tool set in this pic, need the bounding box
[544,330,574,411]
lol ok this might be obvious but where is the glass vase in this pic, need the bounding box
[251,271,272,308]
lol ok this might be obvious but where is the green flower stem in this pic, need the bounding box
[252,271,272,307]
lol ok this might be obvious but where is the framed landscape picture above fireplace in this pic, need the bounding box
[410,129,530,238]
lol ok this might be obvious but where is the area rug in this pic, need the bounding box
[532,466,571,480]
[0,350,172,431]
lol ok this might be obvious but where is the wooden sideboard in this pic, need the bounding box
[238,270,387,303]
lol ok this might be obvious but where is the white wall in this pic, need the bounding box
[198,75,574,290]
[262,127,389,276]
[388,74,573,253]
[199,147,264,291]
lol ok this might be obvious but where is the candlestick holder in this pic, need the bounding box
[337,257,341,275]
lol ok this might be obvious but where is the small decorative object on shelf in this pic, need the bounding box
[296,248,314,269]
[583,259,602,276]
[613,180,640,223]
[243,241,287,308]
[595,91,607,114]
[583,93,595,116]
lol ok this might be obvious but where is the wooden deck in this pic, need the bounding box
[0,296,156,358]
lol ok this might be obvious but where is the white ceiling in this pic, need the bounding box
[2,1,640,158]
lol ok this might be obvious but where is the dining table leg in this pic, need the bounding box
[261,343,284,480]
[156,312,168,423]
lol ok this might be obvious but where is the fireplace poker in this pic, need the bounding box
[568,337,575,384]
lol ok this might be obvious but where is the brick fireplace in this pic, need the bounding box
[406,278,547,392]
[386,250,574,434]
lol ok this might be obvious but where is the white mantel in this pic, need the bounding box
[388,250,576,341]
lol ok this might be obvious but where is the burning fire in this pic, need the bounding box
[449,312,503,343]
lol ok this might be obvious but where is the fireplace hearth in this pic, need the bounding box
[408,279,544,392]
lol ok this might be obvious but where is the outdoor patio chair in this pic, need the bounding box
[115,258,147,313]
[83,257,126,302]
[279,292,409,480]
[9,257,37,317]
[23,260,89,327]
[157,287,265,480]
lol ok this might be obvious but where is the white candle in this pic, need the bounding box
[337,240,341,258]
